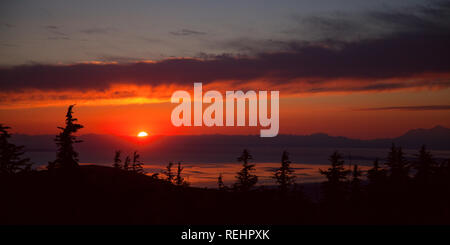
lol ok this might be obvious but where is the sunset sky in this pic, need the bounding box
[1,0,449,139]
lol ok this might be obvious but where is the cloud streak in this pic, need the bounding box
[80,27,116,35]
[358,105,450,111]
[169,29,207,36]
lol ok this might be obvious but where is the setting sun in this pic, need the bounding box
[137,131,148,137]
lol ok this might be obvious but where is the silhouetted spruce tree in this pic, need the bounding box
[174,162,188,186]
[385,143,409,186]
[0,124,32,175]
[48,105,83,170]
[350,165,362,189]
[413,145,436,186]
[163,162,175,183]
[367,158,386,187]
[349,164,363,205]
[123,155,131,171]
[365,158,388,221]
[436,159,450,193]
[131,151,144,174]
[274,150,295,193]
[366,158,387,200]
[113,150,122,169]
[218,173,225,190]
[234,149,258,191]
[319,151,350,204]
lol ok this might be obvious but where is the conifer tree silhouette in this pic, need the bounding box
[436,158,450,194]
[413,145,436,186]
[349,164,363,205]
[350,165,361,188]
[367,158,387,202]
[367,158,386,186]
[113,150,122,169]
[123,155,131,171]
[217,173,225,190]
[385,143,409,186]
[48,105,83,170]
[319,151,350,204]
[163,162,175,183]
[131,151,144,174]
[234,149,258,191]
[274,150,295,193]
[174,162,187,186]
[0,124,32,175]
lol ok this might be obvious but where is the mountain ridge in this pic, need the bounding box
[11,125,450,150]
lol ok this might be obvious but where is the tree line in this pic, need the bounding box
[1,105,450,212]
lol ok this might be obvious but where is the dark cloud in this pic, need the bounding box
[169,29,207,36]
[358,105,450,111]
[141,37,163,43]
[44,25,68,37]
[291,13,368,41]
[206,1,450,66]
[366,5,450,35]
[97,55,145,63]
[47,36,71,41]
[306,79,450,93]
[286,0,450,42]
[210,38,304,53]
[0,30,449,92]
[81,27,116,35]
[1,43,19,47]
[1,2,449,93]
[3,23,15,28]
[44,25,59,30]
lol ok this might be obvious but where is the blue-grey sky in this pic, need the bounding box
[0,0,429,65]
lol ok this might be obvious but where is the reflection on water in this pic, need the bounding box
[140,162,371,188]
[37,146,450,188]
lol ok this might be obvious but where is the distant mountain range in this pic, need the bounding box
[10,125,450,165]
